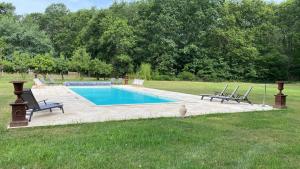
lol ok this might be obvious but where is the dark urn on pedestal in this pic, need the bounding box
[124,75,129,85]
[274,81,287,109]
[10,81,28,127]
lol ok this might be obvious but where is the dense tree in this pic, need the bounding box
[69,47,91,76]
[89,59,113,80]
[11,51,31,73]
[32,53,55,75]
[0,16,53,56]
[40,3,70,56]
[0,0,299,81]
[278,0,300,80]
[113,54,133,76]
[0,2,15,15]
[99,15,136,60]
[54,55,69,80]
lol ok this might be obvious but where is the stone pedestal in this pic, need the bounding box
[10,81,28,127]
[10,102,28,127]
[274,94,287,109]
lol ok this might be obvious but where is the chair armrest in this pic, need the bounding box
[235,95,242,98]
[38,99,48,104]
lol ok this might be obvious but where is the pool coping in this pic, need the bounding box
[7,85,274,128]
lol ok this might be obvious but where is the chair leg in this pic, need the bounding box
[29,110,34,122]
[246,99,252,105]
[50,108,52,112]
[210,97,213,102]
[221,99,225,103]
[201,96,204,100]
[61,107,64,114]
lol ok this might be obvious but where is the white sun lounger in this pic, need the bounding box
[132,79,144,86]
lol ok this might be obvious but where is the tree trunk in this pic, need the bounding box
[61,72,64,80]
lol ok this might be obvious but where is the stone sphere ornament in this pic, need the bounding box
[179,105,187,117]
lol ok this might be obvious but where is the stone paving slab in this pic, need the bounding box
[18,85,273,128]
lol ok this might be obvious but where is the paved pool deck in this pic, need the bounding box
[17,85,273,128]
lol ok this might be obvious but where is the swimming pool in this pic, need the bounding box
[69,87,175,106]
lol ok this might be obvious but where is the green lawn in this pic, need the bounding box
[0,74,300,168]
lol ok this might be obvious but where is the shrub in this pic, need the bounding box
[0,60,14,72]
[138,63,151,80]
[152,71,176,81]
[178,71,195,81]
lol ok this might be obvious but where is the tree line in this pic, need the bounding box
[0,0,299,81]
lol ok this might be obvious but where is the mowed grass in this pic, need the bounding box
[0,74,300,168]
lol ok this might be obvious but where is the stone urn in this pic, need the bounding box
[277,81,284,93]
[10,81,28,127]
[274,81,287,109]
[124,75,129,85]
[179,105,187,117]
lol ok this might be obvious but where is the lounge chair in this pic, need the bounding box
[116,78,123,85]
[132,79,144,86]
[21,89,64,122]
[49,76,60,84]
[210,86,240,102]
[33,78,46,88]
[40,77,55,85]
[220,87,253,104]
[111,78,116,85]
[200,84,228,100]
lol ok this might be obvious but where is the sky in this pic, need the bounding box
[1,0,285,15]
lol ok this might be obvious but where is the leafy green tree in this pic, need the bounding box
[0,38,6,60]
[278,0,300,80]
[0,16,53,55]
[99,15,136,60]
[138,63,151,80]
[0,2,15,15]
[32,53,55,75]
[0,59,14,72]
[69,47,91,76]
[54,54,69,80]
[89,59,113,80]
[41,3,70,56]
[113,54,133,77]
[76,10,106,58]
[11,51,31,73]
[0,0,299,81]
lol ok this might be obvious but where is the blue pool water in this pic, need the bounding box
[70,87,174,106]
